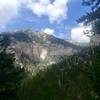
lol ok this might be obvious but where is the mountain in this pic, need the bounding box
[0,29,80,74]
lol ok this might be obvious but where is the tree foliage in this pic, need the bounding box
[78,0,100,35]
[19,44,100,100]
[0,35,25,100]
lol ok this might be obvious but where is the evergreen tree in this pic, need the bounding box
[19,45,100,100]
[78,0,100,35]
[0,35,25,100]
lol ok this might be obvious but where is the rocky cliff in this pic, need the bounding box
[0,29,80,74]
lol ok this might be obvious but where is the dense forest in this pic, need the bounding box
[0,36,100,100]
[18,44,100,100]
[0,0,100,100]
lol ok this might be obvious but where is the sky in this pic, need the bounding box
[0,0,91,43]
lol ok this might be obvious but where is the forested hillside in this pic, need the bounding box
[0,38,100,100]
[0,0,100,100]
[18,44,100,100]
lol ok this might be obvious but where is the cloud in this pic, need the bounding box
[0,0,69,25]
[28,0,68,23]
[42,28,54,35]
[71,24,91,43]
[0,0,32,25]
[0,0,21,25]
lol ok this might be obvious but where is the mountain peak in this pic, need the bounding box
[0,30,80,73]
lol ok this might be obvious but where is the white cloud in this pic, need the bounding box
[28,0,68,23]
[0,0,68,37]
[0,0,31,25]
[71,24,91,43]
[0,0,69,25]
[43,28,54,35]
[0,0,21,25]
[31,2,46,17]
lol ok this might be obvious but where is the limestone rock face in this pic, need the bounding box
[0,29,80,73]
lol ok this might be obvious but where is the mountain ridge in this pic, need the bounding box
[0,29,80,74]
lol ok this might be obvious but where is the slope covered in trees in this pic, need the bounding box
[0,36,25,100]
[0,1,100,99]
[19,44,100,100]
[0,29,99,100]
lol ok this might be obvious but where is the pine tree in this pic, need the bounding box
[78,0,100,35]
[0,35,25,100]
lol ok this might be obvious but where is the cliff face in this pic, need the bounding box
[0,30,79,74]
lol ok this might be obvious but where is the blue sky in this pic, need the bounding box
[0,0,91,43]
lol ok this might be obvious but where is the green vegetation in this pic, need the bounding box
[78,0,100,35]
[0,1,100,100]
[0,35,100,100]
[0,36,25,100]
[18,44,100,100]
